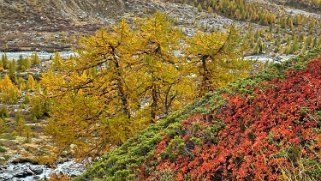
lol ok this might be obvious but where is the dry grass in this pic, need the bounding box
[45,173,72,181]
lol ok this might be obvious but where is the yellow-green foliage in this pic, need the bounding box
[31,52,41,65]
[1,54,9,70]
[26,74,36,91]
[17,55,31,71]
[186,25,251,96]
[41,13,254,159]
[0,75,20,104]
[0,118,6,134]
[15,111,26,136]
[77,47,321,181]
[0,106,9,118]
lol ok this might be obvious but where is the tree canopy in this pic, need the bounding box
[41,13,254,158]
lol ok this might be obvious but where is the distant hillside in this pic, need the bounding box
[0,0,124,27]
[1,0,321,53]
[0,0,166,51]
[77,48,321,180]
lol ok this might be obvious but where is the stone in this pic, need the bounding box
[0,172,13,180]
[29,165,44,175]
[13,167,33,178]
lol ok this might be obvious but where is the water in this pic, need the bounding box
[0,51,78,60]
[244,55,295,62]
[0,51,295,63]
[0,155,87,181]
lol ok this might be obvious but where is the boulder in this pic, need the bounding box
[13,167,33,178]
[29,165,44,175]
[0,172,13,180]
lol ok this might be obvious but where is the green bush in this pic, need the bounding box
[0,118,6,134]
[0,146,6,153]
[0,107,9,118]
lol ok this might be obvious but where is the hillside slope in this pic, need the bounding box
[0,0,237,51]
[2,0,321,53]
[77,48,321,180]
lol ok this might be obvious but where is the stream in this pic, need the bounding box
[0,155,87,181]
[244,54,295,62]
[0,51,77,60]
[0,51,295,63]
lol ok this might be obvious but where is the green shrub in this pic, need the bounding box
[0,118,6,134]
[0,146,6,153]
[0,107,9,118]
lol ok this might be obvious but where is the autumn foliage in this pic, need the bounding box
[42,13,253,159]
[77,48,321,180]
[139,59,321,180]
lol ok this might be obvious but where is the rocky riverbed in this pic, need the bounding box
[244,55,296,63]
[0,51,77,60]
[0,155,87,181]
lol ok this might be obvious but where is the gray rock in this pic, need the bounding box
[29,165,44,175]
[0,172,13,180]
[55,160,86,177]
[13,166,33,178]
[1,155,87,180]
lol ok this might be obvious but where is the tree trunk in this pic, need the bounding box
[164,84,175,116]
[200,55,211,96]
[114,59,131,119]
[151,77,158,122]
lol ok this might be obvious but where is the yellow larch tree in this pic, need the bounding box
[41,20,141,158]
[41,13,253,159]
[133,12,195,122]
[0,74,20,104]
[185,25,252,96]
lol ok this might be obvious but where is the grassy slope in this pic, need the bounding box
[77,48,321,181]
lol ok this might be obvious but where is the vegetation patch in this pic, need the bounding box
[77,47,321,180]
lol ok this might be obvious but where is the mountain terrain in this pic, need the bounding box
[1,0,321,180]
[0,0,234,51]
[78,47,321,180]
[1,0,321,54]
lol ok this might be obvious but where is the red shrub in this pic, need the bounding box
[144,60,321,180]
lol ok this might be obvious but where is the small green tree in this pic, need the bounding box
[52,52,63,70]
[24,126,32,143]
[1,54,9,69]
[8,60,17,81]
[17,56,31,71]
[0,118,6,134]
[24,93,30,104]
[17,77,26,91]
[29,96,45,120]
[0,107,9,118]
[31,52,41,65]
[15,111,26,136]
[26,75,36,91]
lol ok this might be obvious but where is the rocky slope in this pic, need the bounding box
[0,0,236,51]
[0,0,123,51]
[77,47,321,180]
[2,0,320,52]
